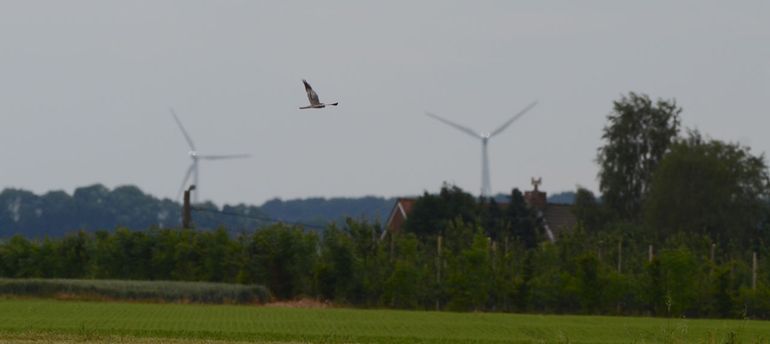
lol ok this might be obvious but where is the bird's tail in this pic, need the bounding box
[329,102,339,106]
[299,106,313,109]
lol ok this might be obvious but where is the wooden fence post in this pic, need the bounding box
[436,235,442,311]
[648,245,654,263]
[753,251,758,291]
[436,235,442,283]
[617,239,622,273]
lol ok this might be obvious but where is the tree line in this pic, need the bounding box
[1,184,769,318]
[0,184,398,237]
[1,92,769,319]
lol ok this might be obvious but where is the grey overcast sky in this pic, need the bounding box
[1,1,768,205]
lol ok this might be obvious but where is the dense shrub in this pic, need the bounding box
[0,204,769,318]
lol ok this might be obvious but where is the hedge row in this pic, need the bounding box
[0,278,270,304]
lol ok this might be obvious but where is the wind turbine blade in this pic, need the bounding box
[176,163,195,201]
[425,112,482,139]
[489,101,538,138]
[198,154,251,161]
[169,108,197,151]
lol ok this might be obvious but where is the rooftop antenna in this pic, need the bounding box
[170,108,250,204]
[425,101,537,198]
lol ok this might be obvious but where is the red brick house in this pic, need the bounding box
[382,198,416,239]
[524,181,576,240]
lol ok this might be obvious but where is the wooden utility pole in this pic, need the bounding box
[504,236,509,256]
[617,239,622,273]
[491,240,497,269]
[182,185,196,229]
[436,235,442,311]
[753,251,758,291]
[436,235,443,282]
[648,245,654,263]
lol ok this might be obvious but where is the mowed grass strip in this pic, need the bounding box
[0,299,769,343]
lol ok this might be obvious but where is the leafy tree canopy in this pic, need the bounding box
[404,183,478,237]
[597,92,681,221]
[644,131,770,243]
[571,187,607,232]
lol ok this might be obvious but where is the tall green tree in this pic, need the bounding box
[446,232,492,311]
[575,253,604,313]
[404,184,478,238]
[345,220,388,306]
[597,92,681,221]
[571,187,606,232]
[245,225,317,299]
[0,235,39,277]
[505,189,538,249]
[644,132,770,243]
[57,230,90,278]
[382,233,424,309]
[315,226,358,302]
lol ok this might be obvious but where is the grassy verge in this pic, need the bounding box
[1,299,769,343]
[0,278,270,304]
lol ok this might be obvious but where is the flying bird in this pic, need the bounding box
[299,79,338,109]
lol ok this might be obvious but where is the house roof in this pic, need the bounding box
[541,204,577,239]
[384,195,577,241]
[387,198,415,223]
[383,198,416,238]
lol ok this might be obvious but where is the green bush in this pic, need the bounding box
[737,285,770,319]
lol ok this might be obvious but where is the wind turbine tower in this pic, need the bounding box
[425,101,537,198]
[170,108,251,204]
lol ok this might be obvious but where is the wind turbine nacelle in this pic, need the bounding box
[188,151,198,158]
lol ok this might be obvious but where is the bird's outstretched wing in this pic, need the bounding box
[303,79,321,105]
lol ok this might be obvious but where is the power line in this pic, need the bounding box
[191,206,328,230]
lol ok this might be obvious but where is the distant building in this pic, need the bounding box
[382,198,416,239]
[384,179,576,241]
[523,178,576,240]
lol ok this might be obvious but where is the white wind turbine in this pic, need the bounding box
[425,101,537,198]
[170,108,251,204]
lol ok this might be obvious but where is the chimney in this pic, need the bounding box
[524,177,547,211]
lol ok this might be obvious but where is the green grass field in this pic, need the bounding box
[0,299,769,343]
